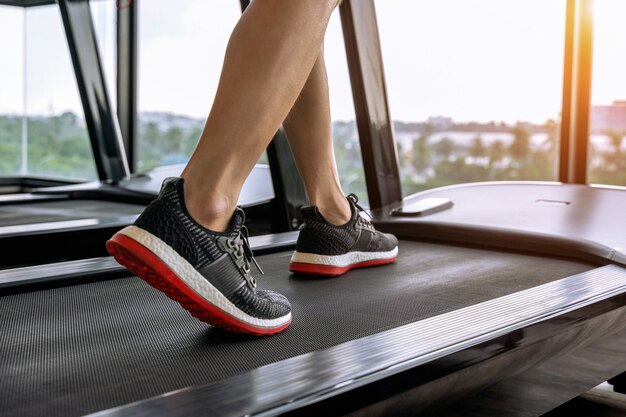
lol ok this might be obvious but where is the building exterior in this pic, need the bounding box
[590,100,626,134]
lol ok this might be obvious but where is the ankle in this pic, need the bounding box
[313,194,352,226]
[182,181,236,232]
[187,202,234,232]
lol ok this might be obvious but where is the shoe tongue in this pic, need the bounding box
[158,177,186,206]
[161,177,183,193]
[228,208,245,238]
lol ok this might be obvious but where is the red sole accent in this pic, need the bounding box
[106,233,290,336]
[289,256,397,277]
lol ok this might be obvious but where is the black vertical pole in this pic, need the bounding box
[340,0,402,209]
[58,0,130,183]
[117,0,137,172]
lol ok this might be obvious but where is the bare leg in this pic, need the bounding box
[285,47,399,276]
[181,0,341,231]
[282,46,351,226]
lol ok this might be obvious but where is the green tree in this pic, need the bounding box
[509,124,531,161]
[590,130,626,186]
[138,121,163,171]
[433,137,454,160]
[333,126,368,204]
[469,136,486,160]
[164,126,184,154]
[411,135,431,175]
[604,130,625,168]
[184,125,203,156]
[488,139,505,165]
[0,115,22,175]
[434,158,489,184]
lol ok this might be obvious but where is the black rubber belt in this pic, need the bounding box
[0,240,594,416]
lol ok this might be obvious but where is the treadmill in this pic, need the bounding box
[2,182,626,417]
[1,0,625,416]
[0,163,276,268]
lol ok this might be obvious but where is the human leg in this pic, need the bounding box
[282,46,352,226]
[181,0,342,232]
[108,0,342,334]
[281,45,398,276]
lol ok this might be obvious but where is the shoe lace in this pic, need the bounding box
[236,225,264,276]
[347,193,371,218]
[219,210,264,290]
[347,194,374,230]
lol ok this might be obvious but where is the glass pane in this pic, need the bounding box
[24,5,98,180]
[0,6,25,177]
[136,0,241,172]
[90,0,117,110]
[588,0,626,186]
[375,0,566,195]
[326,10,368,206]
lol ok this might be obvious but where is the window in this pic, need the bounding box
[136,0,241,172]
[136,3,365,205]
[0,4,98,181]
[0,6,24,177]
[90,0,117,111]
[25,6,98,180]
[588,0,626,186]
[375,0,566,195]
[325,10,368,205]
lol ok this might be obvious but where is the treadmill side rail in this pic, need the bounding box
[88,264,626,417]
[0,231,299,289]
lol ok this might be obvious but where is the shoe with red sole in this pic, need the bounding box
[106,177,291,336]
[289,194,398,276]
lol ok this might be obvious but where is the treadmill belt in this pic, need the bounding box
[0,240,594,416]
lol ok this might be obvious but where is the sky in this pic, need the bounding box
[0,6,24,115]
[1,0,625,124]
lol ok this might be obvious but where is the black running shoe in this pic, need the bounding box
[106,177,291,335]
[289,194,398,276]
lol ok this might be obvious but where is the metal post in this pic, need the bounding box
[339,0,402,209]
[559,0,594,184]
[58,0,130,183]
[117,0,137,172]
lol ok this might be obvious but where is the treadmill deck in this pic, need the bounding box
[0,239,595,416]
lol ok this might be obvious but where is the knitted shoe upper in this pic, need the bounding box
[134,177,242,269]
[296,194,398,256]
[133,177,290,320]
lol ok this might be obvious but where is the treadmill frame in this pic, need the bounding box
[86,265,626,417]
[1,1,623,415]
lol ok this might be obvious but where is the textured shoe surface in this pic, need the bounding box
[106,177,291,335]
[290,194,398,276]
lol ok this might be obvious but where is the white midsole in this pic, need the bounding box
[290,247,398,267]
[118,226,291,329]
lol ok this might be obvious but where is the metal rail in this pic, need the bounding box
[58,0,130,183]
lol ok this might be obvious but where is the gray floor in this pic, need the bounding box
[544,383,626,417]
[442,326,626,417]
